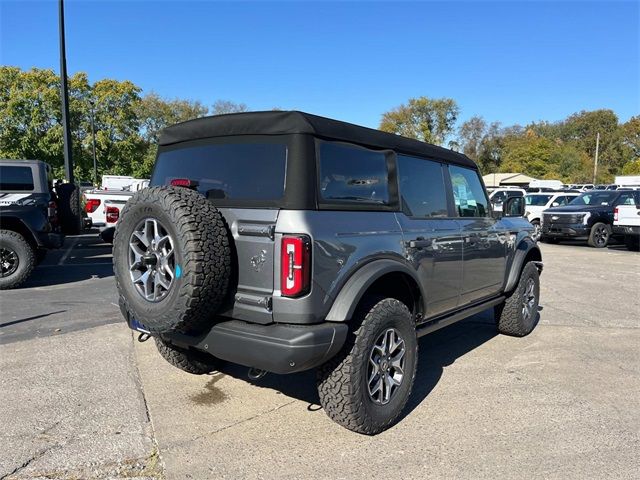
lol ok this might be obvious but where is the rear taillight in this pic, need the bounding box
[48,200,58,225]
[281,235,311,297]
[85,198,101,213]
[614,207,619,221]
[106,206,120,224]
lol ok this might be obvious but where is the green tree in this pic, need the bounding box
[212,100,248,115]
[379,96,459,146]
[621,160,640,175]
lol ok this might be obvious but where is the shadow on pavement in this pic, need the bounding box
[17,263,114,288]
[214,309,505,417]
[0,310,67,328]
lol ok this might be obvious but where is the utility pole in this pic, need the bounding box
[89,100,98,186]
[592,132,600,184]
[58,0,74,184]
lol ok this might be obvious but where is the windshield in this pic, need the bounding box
[525,194,552,206]
[569,191,619,206]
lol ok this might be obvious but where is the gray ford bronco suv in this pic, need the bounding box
[114,111,542,434]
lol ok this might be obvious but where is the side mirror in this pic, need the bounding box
[503,197,525,217]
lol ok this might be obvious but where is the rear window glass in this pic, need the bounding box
[152,143,287,202]
[318,142,389,205]
[0,166,34,191]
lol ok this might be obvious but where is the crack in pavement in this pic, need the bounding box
[1,443,60,480]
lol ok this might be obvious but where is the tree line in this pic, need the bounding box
[1,66,638,183]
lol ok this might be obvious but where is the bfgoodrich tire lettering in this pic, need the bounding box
[496,261,540,337]
[113,186,232,334]
[317,297,418,435]
[0,229,35,290]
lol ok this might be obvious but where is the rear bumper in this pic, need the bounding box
[613,225,640,236]
[166,321,348,374]
[122,297,348,374]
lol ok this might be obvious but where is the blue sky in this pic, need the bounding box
[1,1,638,129]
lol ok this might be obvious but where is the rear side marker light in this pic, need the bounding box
[281,235,311,297]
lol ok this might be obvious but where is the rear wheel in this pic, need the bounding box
[317,298,418,435]
[496,262,540,337]
[155,337,220,375]
[0,230,35,290]
[588,222,611,248]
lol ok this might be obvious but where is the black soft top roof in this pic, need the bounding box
[159,111,476,168]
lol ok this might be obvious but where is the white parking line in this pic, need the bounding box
[57,236,81,265]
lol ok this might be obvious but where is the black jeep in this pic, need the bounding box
[0,159,65,289]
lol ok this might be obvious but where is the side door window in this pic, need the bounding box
[448,165,490,217]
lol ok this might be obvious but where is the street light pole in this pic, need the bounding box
[58,0,74,184]
[593,132,600,185]
[89,100,98,186]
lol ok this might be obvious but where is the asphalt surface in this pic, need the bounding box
[1,235,639,479]
[0,232,118,344]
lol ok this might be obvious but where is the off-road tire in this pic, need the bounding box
[587,222,611,248]
[496,261,540,337]
[317,297,418,435]
[113,186,232,334]
[0,230,35,290]
[624,235,640,251]
[155,337,220,375]
[56,183,82,235]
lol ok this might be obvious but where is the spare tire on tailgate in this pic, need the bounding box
[113,186,231,334]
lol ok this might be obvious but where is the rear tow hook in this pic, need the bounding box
[247,368,268,380]
[137,332,151,343]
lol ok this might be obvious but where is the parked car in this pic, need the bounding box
[488,187,526,213]
[541,189,637,247]
[613,191,640,251]
[112,111,542,434]
[525,191,580,240]
[0,159,64,289]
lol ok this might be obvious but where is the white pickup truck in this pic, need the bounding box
[613,190,640,251]
[83,179,148,227]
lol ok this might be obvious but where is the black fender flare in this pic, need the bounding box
[325,259,424,322]
[504,238,543,292]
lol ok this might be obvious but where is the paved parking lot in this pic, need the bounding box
[1,234,638,479]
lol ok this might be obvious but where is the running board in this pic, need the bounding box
[416,296,504,338]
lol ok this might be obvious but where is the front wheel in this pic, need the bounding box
[496,261,540,337]
[530,220,541,241]
[0,230,35,290]
[588,222,611,248]
[317,298,418,435]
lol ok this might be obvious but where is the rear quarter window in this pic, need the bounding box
[0,166,35,191]
[151,142,287,203]
[318,141,391,207]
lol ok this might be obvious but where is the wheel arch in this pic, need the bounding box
[504,239,542,293]
[325,259,424,322]
[0,216,38,249]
